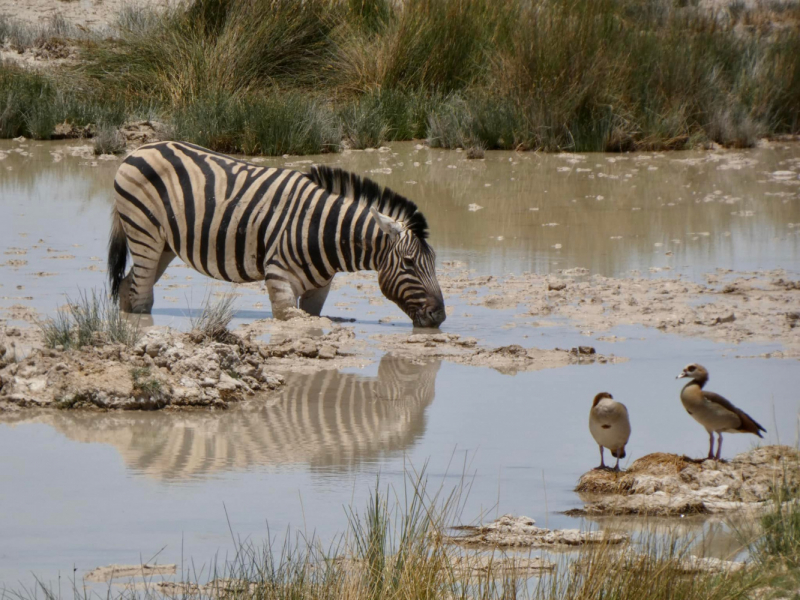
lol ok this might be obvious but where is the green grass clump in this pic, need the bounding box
[0,64,127,140]
[39,289,141,350]
[93,123,127,155]
[0,66,57,139]
[173,91,339,155]
[340,92,389,149]
[81,0,339,105]
[130,367,163,398]
[189,291,237,342]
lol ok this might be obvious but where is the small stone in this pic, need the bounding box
[145,341,163,358]
[292,340,318,358]
[317,345,337,360]
[264,374,285,389]
[547,282,567,291]
[217,372,239,392]
[711,313,736,325]
[238,365,257,378]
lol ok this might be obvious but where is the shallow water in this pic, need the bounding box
[1,140,799,587]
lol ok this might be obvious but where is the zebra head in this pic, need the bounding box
[371,207,446,328]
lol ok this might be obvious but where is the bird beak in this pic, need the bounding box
[676,371,687,379]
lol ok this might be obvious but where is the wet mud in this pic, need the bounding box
[569,446,800,516]
[437,264,800,358]
[446,515,629,548]
[85,563,177,583]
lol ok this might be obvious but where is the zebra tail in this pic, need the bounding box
[108,209,128,301]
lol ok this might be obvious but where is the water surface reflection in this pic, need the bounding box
[1,355,440,479]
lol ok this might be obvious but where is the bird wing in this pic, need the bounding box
[703,391,766,437]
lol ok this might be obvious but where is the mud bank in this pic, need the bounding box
[446,515,629,549]
[570,551,746,575]
[1,308,611,410]
[438,265,800,358]
[0,320,363,411]
[374,332,622,374]
[568,446,800,516]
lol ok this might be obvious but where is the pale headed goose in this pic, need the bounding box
[589,392,631,471]
[677,363,766,460]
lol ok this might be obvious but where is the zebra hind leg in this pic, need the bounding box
[299,279,333,317]
[126,247,173,314]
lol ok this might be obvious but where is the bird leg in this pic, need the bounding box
[614,454,621,472]
[715,433,723,461]
[596,446,606,470]
[707,431,716,460]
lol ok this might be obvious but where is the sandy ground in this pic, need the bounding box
[0,0,178,29]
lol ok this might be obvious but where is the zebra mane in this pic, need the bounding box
[307,165,429,241]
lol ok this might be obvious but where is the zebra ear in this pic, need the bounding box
[370,207,404,240]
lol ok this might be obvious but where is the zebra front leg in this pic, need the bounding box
[265,265,302,320]
[299,278,333,317]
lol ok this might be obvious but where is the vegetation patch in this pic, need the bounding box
[19,467,800,600]
[39,289,141,350]
[0,0,796,154]
[188,291,238,343]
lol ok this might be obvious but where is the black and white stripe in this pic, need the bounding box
[108,141,446,326]
[42,356,441,479]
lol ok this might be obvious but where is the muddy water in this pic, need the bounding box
[1,140,799,586]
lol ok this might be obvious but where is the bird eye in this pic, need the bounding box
[687,366,696,372]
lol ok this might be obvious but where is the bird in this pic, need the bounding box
[677,363,766,461]
[589,392,631,471]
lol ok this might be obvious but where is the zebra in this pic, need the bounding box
[31,355,441,479]
[107,141,446,327]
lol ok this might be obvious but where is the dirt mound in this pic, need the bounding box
[446,514,629,548]
[570,446,800,516]
[0,328,288,410]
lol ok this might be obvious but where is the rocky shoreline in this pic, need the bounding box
[568,446,800,516]
[0,311,622,411]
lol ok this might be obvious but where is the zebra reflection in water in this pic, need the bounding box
[6,356,440,480]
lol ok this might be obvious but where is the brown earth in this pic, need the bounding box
[568,445,800,516]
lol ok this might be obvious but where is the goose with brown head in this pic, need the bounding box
[677,363,766,460]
